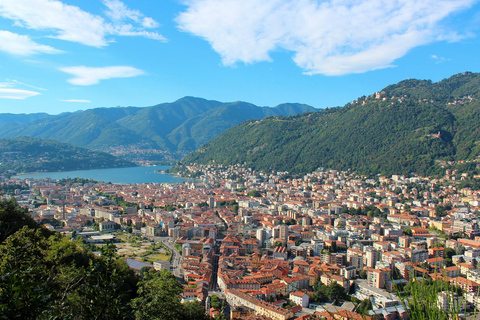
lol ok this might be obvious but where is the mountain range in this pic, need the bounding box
[0,97,316,161]
[180,72,480,177]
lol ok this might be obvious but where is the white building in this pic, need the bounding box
[437,291,466,313]
[289,291,309,307]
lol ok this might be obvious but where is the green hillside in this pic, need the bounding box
[180,72,480,176]
[0,97,316,160]
[0,136,135,175]
[167,102,314,151]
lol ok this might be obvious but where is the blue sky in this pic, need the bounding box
[0,0,480,115]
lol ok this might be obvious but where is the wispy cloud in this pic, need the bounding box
[0,30,62,55]
[0,0,165,48]
[177,0,476,75]
[0,88,40,99]
[59,99,91,103]
[9,79,47,91]
[59,66,146,85]
[0,79,44,99]
[431,54,450,64]
[103,0,160,29]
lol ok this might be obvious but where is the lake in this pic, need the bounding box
[13,166,188,184]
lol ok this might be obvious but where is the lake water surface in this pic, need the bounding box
[14,166,187,184]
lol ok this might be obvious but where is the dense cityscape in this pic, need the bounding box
[3,163,480,319]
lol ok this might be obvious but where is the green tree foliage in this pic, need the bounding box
[0,198,39,242]
[0,200,209,320]
[247,190,262,197]
[435,204,453,217]
[131,268,184,320]
[210,294,222,310]
[213,313,227,320]
[285,218,297,226]
[458,179,480,190]
[198,202,209,208]
[355,299,372,315]
[232,204,239,214]
[312,280,348,304]
[358,270,367,279]
[182,301,211,320]
[0,227,137,320]
[326,282,348,304]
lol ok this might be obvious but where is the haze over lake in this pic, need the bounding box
[14,166,187,184]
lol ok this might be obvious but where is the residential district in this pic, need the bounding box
[3,164,480,320]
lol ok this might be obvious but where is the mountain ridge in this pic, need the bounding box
[0,97,316,161]
[179,72,480,177]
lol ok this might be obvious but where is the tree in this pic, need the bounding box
[444,248,456,260]
[0,198,40,242]
[420,262,433,272]
[181,301,210,320]
[435,204,452,218]
[356,299,372,315]
[213,313,227,320]
[403,228,413,236]
[232,204,239,214]
[456,245,465,256]
[285,219,297,226]
[247,190,261,197]
[69,242,137,320]
[358,269,367,279]
[0,227,137,320]
[329,241,337,253]
[312,281,329,303]
[210,295,222,310]
[326,282,347,304]
[0,227,53,319]
[130,269,184,320]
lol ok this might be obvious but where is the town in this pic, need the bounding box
[3,164,480,320]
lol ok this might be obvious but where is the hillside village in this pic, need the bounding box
[3,164,480,319]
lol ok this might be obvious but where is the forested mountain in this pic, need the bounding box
[0,112,51,125]
[0,136,135,175]
[0,97,316,159]
[180,72,480,177]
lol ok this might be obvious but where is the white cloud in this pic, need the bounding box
[431,54,450,64]
[0,30,62,55]
[0,0,165,48]
[60,99,91,103]
[0,88,40,99]
[60,66,146,85]
[177,0,476,75]
[103,0,160,29]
